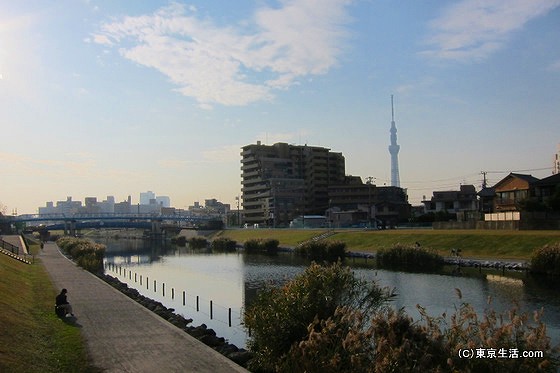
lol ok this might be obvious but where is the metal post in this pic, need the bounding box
[210,300,213,319]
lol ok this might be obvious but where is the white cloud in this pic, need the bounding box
[92,1,352,107]
[421,0,560,62]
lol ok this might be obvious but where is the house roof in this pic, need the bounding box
[509,173,540,183]
[478,187,495,197]
[493,173,540,190]
[534,173,560,186]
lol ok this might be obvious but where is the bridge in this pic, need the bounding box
[9,213,221,236]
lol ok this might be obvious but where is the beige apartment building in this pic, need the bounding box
[241,142,345,227]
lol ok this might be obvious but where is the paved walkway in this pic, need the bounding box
[40,242,248,373]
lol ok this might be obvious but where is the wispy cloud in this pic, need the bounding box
[421,0,560,62]
[92,1,352,108]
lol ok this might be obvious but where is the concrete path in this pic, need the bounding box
[40,242,248,373]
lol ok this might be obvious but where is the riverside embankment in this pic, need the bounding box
[212,228,560,261]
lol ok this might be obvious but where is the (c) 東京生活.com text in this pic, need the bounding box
[458,348,544,359]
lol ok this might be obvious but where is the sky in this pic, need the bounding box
[1,0,559,215]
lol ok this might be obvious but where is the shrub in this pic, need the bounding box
[244,256,558,373]
[530,243,560,278]
[414,290,558,373]
[211,237,237,252]
[376,243,444,272]
[294,240,346,262]
[243,238,279,255]
[280,290,559,373]
[56,237,105,273]
[244,262,390,372]
[187,236,208,249]
[171,236,187,246]
[280,306,377,373]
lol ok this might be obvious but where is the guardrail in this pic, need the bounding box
[0,238,19,255]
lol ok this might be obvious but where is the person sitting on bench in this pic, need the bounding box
[55,288,74,317]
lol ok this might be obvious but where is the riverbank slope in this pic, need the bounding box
[214,229,560,260]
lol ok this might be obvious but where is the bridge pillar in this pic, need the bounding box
[63,221,69,236]
[151,221,161,236]
[69,221,77,236]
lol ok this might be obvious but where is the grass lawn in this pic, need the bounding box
[0,245,99,372]
[216,229,560,260]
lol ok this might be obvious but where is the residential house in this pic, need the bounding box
[493,173,539,212]
[422,185,478,220]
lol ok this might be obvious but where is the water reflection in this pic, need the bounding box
[99,238,560,350]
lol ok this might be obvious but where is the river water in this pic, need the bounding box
[98,237,560,350]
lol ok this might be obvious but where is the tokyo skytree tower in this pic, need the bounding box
[388,95,400,187]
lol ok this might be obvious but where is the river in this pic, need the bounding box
[97,237,560,350]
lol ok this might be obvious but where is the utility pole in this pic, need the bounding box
[480,171,488,189]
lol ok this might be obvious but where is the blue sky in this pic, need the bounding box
[1,0,559,214]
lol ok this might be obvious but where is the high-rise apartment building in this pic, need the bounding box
[241,142,345,226]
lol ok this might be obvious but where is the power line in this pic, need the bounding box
[485,167,552,174]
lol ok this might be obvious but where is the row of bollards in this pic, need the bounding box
[107,262,236,328]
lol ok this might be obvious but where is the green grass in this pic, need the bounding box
[216,229,560,260]
[214,229,328,247]
[0,253,99,373]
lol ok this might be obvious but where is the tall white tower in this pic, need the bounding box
[388,95,400,187]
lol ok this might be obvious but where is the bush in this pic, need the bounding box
[187,236,208,249]
[413,290,558,373]
[243,238,279,255]
[244,262,390,372]
[279,290,559,373]
[171,236,187,246]
[211,237,237,252]
[294,240,346,262]
[530,243,560,278]
[376,243,444,272]
[56,237,105,273]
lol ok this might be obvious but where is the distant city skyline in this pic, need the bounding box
[1,1,559,214]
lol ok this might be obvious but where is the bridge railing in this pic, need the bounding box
[13,212,219,223]
[0,238,19,255]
